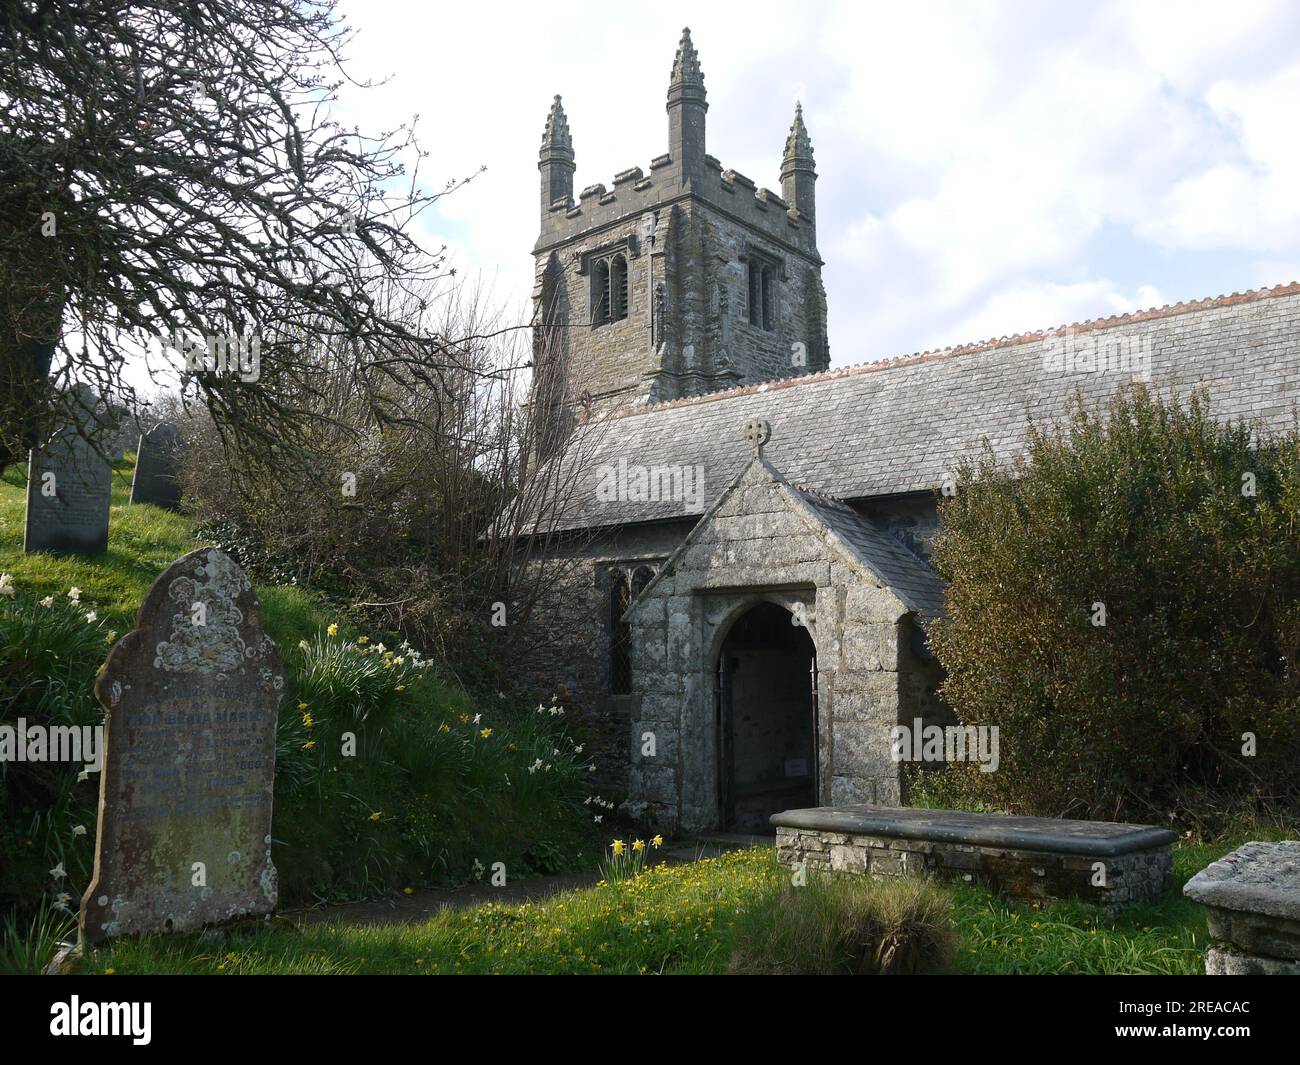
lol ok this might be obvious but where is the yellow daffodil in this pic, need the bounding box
[480,728,492,739]
[369,811,381,821]
[632,839,645,852]
[297,702,308,711]
[357,635,369,645]
[652,834,664,848]
[327,623,338,637]
[303,740,315,750]
[612,839,626,856]
[302,713,313,727]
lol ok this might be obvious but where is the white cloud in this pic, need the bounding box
[936,280,1167,349]
[118,0,1299,393]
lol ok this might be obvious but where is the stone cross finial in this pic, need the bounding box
[743,417,771,454]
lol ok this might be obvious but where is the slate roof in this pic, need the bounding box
[785,485,946,616]
[549,283,1300,532]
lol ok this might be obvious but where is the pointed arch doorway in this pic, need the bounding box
[714,601,818,833]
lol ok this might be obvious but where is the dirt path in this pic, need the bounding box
[284,833,771,928]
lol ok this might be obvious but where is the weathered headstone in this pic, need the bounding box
[23,420,112,555]
[129,422,182,510]
[80,547,284,945]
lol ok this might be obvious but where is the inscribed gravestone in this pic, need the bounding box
[80,547,284,944]
[129,422,182,510]
[23,420,112,555]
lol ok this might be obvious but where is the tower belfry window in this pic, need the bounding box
[592,252,629,327]
[747,257,777,331]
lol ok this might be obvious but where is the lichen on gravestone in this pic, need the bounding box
[80,547,283,945]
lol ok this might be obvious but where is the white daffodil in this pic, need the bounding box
[39,595,54,608]
[49,862,66,880]
[67,587,82,602]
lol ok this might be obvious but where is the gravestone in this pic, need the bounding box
[23,420,112,555]
[130,422,182,510]
[80,547,284,945]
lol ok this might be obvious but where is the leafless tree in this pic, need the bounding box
[174,275,609,683]
[0,0,478,472]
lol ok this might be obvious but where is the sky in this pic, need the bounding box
[328,1,1300,367]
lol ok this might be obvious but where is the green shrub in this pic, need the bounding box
[727,873,956,975]
[926,386,1300,825]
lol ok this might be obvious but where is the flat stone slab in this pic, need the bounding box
[771,804,1177,857]
[1183,841,1300,922]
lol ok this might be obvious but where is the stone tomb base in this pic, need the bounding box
[773,805,1176,909]
[1184,841,1300,975]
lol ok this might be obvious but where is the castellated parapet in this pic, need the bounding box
[532,28,830,433]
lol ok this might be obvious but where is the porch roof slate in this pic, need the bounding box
[786,484,946,616]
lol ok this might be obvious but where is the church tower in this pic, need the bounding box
[532,28,829,430]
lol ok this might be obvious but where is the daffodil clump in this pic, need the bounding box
[600,835,665,884]
[270,627,594,903]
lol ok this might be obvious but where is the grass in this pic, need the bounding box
[949,841,1216,975]
[76,832,1270,976]
[89,848,780,975]
[0,457,332,645]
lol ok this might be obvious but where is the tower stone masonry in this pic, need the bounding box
[532,27,830,431]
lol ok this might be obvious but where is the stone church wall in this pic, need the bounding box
[514,521,688,795]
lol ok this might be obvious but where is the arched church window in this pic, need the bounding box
[631,565,654,597]
[746,256,778,332]
[609,254,628,322]
[609,569,632,695]
[591,258,610,326]
[591,253,628,328]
